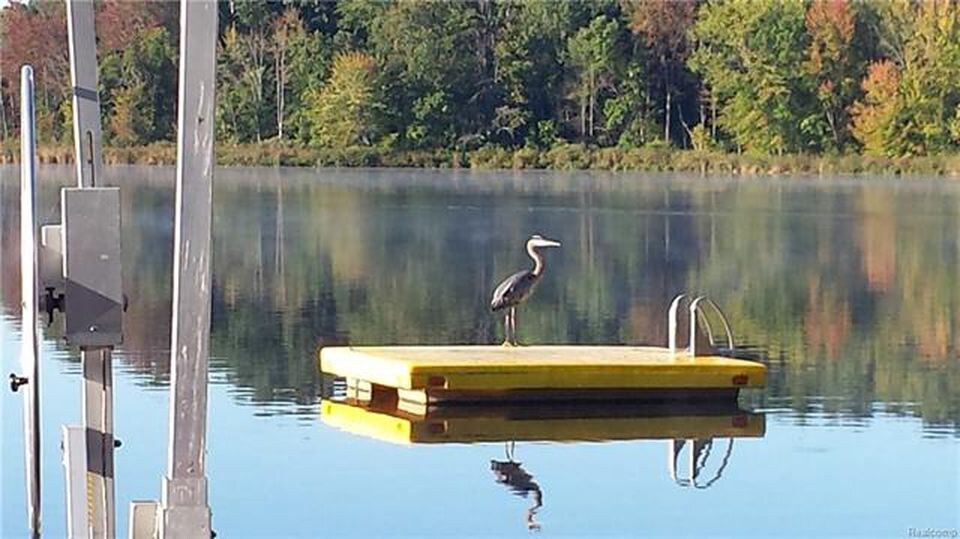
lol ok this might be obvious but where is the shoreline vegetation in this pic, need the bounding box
[3,142,960,177]
[5,2,960,179]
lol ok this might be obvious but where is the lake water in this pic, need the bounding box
[1,165,958,537]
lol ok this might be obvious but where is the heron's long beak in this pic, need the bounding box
[535,238,561,248]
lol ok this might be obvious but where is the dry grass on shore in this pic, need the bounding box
[3,140,960,177]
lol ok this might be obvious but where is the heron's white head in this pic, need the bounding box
[527,234,561,249]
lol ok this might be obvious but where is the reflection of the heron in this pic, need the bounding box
[321,398,765,530]
[491,442,543,531]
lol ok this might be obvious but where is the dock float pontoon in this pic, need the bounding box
[319,345,766,411]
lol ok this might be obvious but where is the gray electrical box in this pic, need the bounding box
[62,187,122,347]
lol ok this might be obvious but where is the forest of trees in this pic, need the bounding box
[2,0,960,164]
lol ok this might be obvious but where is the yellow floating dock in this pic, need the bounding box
[319,345,765,409]
[321,400,766,445]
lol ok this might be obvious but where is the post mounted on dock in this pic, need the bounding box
[59,1,123,536]
[130,1,218,537]
[67,0,103,188]
[15,63,42,539]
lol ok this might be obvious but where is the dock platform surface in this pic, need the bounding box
[319,345,765,407]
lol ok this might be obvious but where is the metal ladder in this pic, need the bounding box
[667,294,736,357]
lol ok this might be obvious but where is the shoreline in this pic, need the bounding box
[2,142,960,177]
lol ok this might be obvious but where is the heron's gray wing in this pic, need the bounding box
[491,269,533,311]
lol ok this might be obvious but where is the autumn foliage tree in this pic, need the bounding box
[849,60,901,155]
[2,0,960,159]
[308,51,382,149]
[895,0,960,155]
[625,0,696,144]
[805,0,869,150]
[0,1,68,142]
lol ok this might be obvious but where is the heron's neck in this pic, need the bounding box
[527,243,545,276]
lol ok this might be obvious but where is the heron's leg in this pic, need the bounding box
[502,309,512,346]
[512,307,519,346]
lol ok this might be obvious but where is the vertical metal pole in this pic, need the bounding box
[66,0,103,189]
[19,64,42,539]
[66,1,113,536]
[82,348,114,537]
[160,1,217,536]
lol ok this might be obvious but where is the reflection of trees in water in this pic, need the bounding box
[1,168,956,429]
[690,184,959,428]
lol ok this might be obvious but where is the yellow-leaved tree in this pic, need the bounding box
[308,51,383,149]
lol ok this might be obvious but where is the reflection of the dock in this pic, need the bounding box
[322,400,765,531]
[320,399,765,444]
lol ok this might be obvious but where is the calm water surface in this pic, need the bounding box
[1,165,958,537]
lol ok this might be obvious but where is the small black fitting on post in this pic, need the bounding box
[9,373,28,392]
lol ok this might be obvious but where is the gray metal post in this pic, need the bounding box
[66,0,104,189]
[65,1,115,536]
[160,1,218,536]
[18,64,42,538]
[82,348,115,537]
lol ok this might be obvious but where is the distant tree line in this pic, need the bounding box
[2,0,960,159]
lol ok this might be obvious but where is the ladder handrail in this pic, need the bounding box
[700,297,736,353]
[667,293,736,357]
[667,294,686,354]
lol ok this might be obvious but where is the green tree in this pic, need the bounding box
[308,51,383,149]
[348,1,483,148]
[689,0,816,154]
[104,26,175,144]
[566,15,620,140]
[493,1,593,145]
[109,75,152,147]
[603,58,649,147]
[217,25,264,143]
[286,27,331,143]
[271,8,304,142]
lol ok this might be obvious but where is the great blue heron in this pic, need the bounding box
[490,234,561,345]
